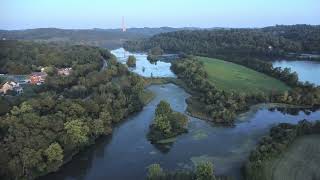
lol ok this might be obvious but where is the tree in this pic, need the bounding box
[149,46,164,56]
[170,112,188,130]
[10,102,33,116]
[44,143,63,171]
[45,143,63,163]
[91,119,105,136]
[196,161,215,180]
[20,148,43,178]
[64,119,90,146]
[155,100,172,116]
[126,55,136,67]
[147,164,164,180]
[154,115,172,135]
[148,100,188,143]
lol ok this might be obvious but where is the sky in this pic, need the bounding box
[1,0,319,30]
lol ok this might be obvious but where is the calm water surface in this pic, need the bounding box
[273,60,320,85]
[42,84,320,180]
[111,48,175,78]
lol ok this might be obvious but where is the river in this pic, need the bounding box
[273,60,320,86]
[42,83,320,180]
[41,50,320,180]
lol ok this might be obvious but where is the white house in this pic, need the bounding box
[0,81,23,94]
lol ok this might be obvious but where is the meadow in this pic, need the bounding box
[198,57,290,94]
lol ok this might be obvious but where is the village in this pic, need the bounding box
[0,67,72,96]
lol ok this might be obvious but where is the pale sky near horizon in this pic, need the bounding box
[0,0,319,30]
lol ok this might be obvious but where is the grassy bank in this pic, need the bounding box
[141,89,155,105]
[256,135,320,180]
[198,57,290,94]
[143,77,170,87]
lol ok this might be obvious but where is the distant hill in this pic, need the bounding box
[262,24,320,53]
[124,24,320,57]
[0,27,193,49]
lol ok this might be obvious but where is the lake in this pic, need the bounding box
[273,60,320,86]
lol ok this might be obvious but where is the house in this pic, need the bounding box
[29,72,47,85]
[0,81,23,94]
[57,68,72,76]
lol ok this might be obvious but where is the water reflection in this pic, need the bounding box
[111,48,176,78]
[271,106,320,116]
[273,60,320,85]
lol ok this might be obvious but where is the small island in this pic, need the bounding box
[148,100,188,144]
[126,55,136,67]
[147,46,164,64]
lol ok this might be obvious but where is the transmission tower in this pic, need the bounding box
[122,16,126,32]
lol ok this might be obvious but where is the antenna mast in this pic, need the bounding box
[122,16,126,32]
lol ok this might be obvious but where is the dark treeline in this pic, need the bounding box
[0,27,193,49]
[245,120,320,180]
[0,42,146,180]
[124,25,320,57]
[262,25,320,53]
[171,58,320,123]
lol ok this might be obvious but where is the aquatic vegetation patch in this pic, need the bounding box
[190,155,215,167]
[156,137,177,144]
[149,150,157,155]
[192,130,208,140]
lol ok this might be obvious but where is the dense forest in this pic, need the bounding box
[0,41,146,180]
[262,25,320,53]
[245,120,320,180]
[0,40,106,74]
[124,25,320,58]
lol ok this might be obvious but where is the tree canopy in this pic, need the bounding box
[126,55,136,67]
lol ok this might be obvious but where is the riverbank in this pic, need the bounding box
[244,121,320,180]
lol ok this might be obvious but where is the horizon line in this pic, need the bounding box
[1,24,320,31]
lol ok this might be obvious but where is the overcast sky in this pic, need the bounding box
[1,0,319,30]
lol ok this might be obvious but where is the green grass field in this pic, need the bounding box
[197,57,290,94]
[262,135,320,180]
